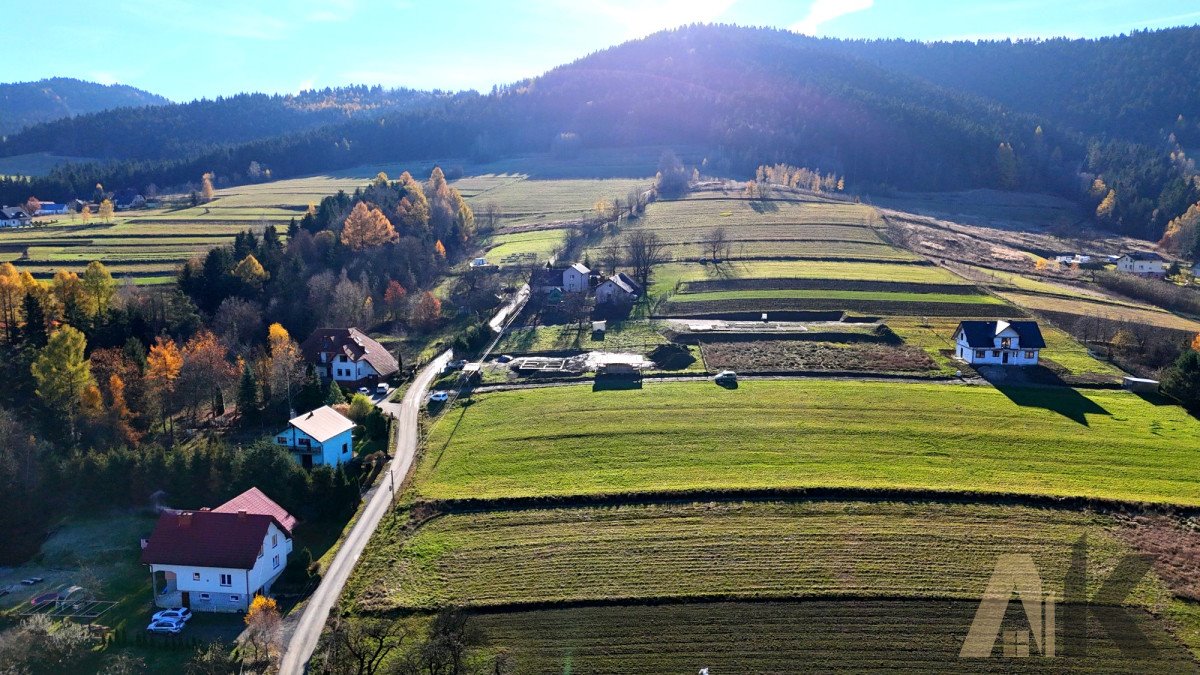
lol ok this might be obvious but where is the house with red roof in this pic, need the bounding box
[140,488,295,613]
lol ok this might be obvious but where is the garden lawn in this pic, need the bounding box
[415,380,1200,505]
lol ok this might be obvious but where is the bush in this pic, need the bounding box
[1163,349,1200,411]
[347,394,373,423]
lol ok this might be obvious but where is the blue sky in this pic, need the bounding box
[7,0,1200,101]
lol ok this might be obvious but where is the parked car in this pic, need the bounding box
[447,359,467,370]
[428,391,450,404]
[146,619,184,634]
[152,608,192,623]
[30,592,58,606]
[496,355,513,364]
[376,382,389,396]
[714,370,738,382]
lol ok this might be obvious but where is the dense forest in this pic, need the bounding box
[0,77,168,135]
[2,25,1199,242]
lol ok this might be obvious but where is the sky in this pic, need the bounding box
[6,0,1200,101]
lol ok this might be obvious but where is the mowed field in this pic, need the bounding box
[0,173,379,283]
[350,502,1166,611]
[414,380,1200,506]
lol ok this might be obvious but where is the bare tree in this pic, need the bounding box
[702,227,730,262]
[625,230,669,288]
[483,202,501,231]
[316,614,411,675]
[599,245,623,275]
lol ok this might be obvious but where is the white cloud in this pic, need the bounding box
[790,0,874,35]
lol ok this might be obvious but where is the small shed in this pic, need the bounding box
[1122,376,1159,393]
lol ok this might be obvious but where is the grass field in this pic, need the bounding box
[468,600,1197,673]
[484,228,567,266]
[466,176,650,229]
[998,292,1200,332]
[415,380,1200,505]
[669,289,1003,305]
[496,319,670,354]
[351,501,1168,611]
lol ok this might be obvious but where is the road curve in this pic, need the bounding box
[279,349,451,675]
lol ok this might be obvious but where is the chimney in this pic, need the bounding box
[178,512,193,527]
[237,509,247,520]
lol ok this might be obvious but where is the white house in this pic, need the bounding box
[300,327,399,387]
[562,262,591,293]
[0,207,31,227]
[1116,252,1167,277]
[595,272,642,305]
[276,405,355,468]
[953,320,1045,366]
[140,488,295,613]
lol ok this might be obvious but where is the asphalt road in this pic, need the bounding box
[278,349,450,675]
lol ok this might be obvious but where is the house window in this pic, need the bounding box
[1024,351,1035,359]
[272,534,278,548]
[277,436,288,445]
[220,573,232,587]
[273,555,280,569]
[975,350,984,359]
[1000,338,1012,348]
[193,572,201,581]
[992,350,1000,357]
[230,595,240,603]
[299,438,310,446]
[343,443,349,453]
[199,593,210,601]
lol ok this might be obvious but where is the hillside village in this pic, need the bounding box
[4,16,1200,675]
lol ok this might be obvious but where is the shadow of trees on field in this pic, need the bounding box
[593,376,642,392]
[980,366,1109,426]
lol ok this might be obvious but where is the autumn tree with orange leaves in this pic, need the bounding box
[341,202,398,250]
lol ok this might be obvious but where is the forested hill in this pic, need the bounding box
[3,25,1198,242]
[831,27,1200,147]
[0,78,168,135]
[0,86,471,161]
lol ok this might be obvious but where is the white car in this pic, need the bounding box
[358,386,370,395]
[714,370,738,382]
[152,608,192,623]
[428,391,450,404]
[376,383,389,396]
[147,618,184,634]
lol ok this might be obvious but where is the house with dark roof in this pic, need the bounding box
[953,320,1045,366]
[300,327,399,387]
[140,488,295,612]
[595,272,642,305]
[0,206,31,228]
[275,405,355,468]
[1116,251,1167,277]
[531,262,594,294]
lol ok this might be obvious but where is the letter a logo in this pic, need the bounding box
[960,554,1055,658]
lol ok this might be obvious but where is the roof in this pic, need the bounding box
[602,272,641,295]
[212,487,296,535]
[1121,251,1166,262]
[1,207,30,219]
[288,405,354,442]
[531,267,566,288]
[569,262,591,275]
[300,327,399,377]
[954,320,1046,349]
[140,510,277,569]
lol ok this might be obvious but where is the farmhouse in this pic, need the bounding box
[595,272,642,305]
[0,206,31,227]
[112,189,145,210]
[953,320,1044,366]
[532,262,592,294]
[300,327,399,387]
[276,405,355,468]
[140,488,295,613]
[1116,252,1167,277]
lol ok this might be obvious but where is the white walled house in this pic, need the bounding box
[562,263,591,293]
[140,488,296,613]
[276,405,354,468]
[1116,252,1167,277]
[0,207,31,227]
[595,272,642,305]
[953,320,1045,366]
[300,327,399,387]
